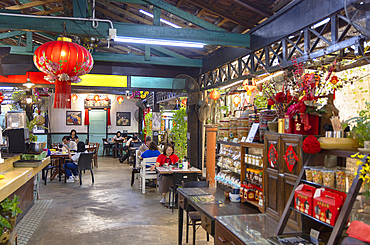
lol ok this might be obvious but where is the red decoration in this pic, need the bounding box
[181,98,187,107]
[209,90,220,100]
[0,92,3,104]
[302,135,321,154]
[71,94,78,102]
[117,96,124,104]
[107,108,111,126]
[84,109,89,125]
[268,144,278,168]
[284,145,298,172]
[330,76,339,85]
[33,37,93,109]
[243,79,257,92]
[93,95,100,102]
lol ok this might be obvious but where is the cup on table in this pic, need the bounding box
[364,141,370,149]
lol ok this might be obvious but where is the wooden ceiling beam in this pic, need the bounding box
[97,1,153,25]
[175,0,184,7]
[232,0,273,18]
[33,6,65,15]
[95,6,134,23]
[186,0,254,29]
[5,0,64,10]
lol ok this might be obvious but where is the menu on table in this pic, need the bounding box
[189,195,222,205]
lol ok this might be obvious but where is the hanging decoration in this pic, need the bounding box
[243,79,257,93]
[140,91,149,99]
[209,90,220,100]
[330,76,339,100]
[283,145,298,172]
[71,94,78,103]
[181,98,187,107]
[233,95,241,106]
[0,92,3,114]
[93,95,100,102]
[117,96,124,104]
[268,143,278,168]
[33,37,93,109]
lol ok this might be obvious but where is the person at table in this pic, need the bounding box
[64,141,88,183]
[70,129,79,142]
[62,136,77,152]
[126,134,140,146]
[140,141,161,160]
[150,144,179,204]
[137,136,152,158]
[111,131,125,157]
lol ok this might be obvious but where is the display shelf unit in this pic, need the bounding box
[217,141,241,147]
[240,142,265,212]
[216,141,241,191]
[275,150,366,245]
[217,182,233,192]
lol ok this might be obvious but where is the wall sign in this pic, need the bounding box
[284,145,298,172]
[84,99,111,109]
[268,143,278,168]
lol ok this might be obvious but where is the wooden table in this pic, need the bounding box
[50,152,74,181]
[112,140,125,158]
[156,166,202,174]
[177,187,260,245]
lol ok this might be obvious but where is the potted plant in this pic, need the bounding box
[345,101,370,147]
[0,195,22,244]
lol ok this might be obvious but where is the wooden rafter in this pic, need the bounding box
[5,0,64,10]
[175,0,184,7]
[97,1,153,25]
[186,0,254,29]
[33,6,65,15]
[232,0,273,18]
[95,6,134,23]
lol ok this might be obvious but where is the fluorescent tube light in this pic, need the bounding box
[139,9,181,28]
[311,17,330,29]
[255,71,284,84]
[219,80,244,90]
[113,36,204,48]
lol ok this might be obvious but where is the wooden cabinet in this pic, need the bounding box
[215,220,244,245]
[264,132,304,230]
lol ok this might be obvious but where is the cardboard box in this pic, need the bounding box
[294,184,316,216]
[313,189,344,226]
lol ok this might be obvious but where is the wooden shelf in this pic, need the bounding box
[240,142,264,149]
[301,180,349,194]
[243,163,263,169]
[290,207,334,228]
[243,179,263,188]
[217,141,241,147]
[217,182,233,192]
[243,199,263,208]
[319,149,358,158]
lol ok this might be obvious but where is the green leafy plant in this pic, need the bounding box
[344,101,370,147]
[143,112,152,139]
[26,116,48,142]
[170,107,187,160]
[219,105,229,116]
[253,94,268,108]
[0,195,22,236]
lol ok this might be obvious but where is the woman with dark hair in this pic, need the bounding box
[111,131,125,158]
[150,144,179,204]
[70,129,79,142]
[64,141,88,183]
[140,141,161,159]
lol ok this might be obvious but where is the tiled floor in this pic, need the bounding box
[25,157,213,245]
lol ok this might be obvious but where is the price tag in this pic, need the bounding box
[246,123,259,143]
[233,138,238,143]
[241,136,247,142]
[223,137,228,141]
[310,228,319,245]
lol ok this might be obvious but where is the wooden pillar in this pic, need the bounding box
[205,124,217,187]
[188,105,200,170]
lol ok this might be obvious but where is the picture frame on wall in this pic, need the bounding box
[116,112,131,126]
[66,111,82,125]
[152,112,161,131]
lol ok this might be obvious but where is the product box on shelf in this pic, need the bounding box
[313,189,344,226]
[294,184,316,216]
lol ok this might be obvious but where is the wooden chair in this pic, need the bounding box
[42,159,59,185]
[64,152,94,185]
[102,138,113,156]
[181,180,210,245]
[138,157,158,194]
[112,140,124,158]
[87,142,99,168]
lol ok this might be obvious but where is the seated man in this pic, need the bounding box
[62,136,77,152]
[64,141,88,183]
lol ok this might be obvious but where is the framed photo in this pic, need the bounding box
[66,111,82,125]
[116,112,131,126]
[152,112,161,131]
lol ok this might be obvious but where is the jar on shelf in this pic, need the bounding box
[218,129,229,141]
[258,171,263,185]
[322,168,336,188]
[311,167,323,185]
[346,171,355,192]
[305,167,313,182]
[336,168,347,192]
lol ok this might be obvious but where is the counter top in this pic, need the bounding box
[0,156,50,202]
[216,214,294,244]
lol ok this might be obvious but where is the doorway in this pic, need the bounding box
[88,110,106,156]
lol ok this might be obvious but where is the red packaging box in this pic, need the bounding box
[313,189,344,226]
[294,184,316,216]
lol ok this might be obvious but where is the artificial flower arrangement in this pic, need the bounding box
[302,135,322,154]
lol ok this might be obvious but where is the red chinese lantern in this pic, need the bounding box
[117,96,124,104]
[209,90,220,100]
[0,92,3,104]
[93,95,100,102]
[243,79,257,93]
[71,94,78,102]
[233,95,241,106]
[33,37,93,109]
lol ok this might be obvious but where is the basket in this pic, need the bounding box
[318,137,359,151]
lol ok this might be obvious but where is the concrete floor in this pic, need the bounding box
[28,156,213,245]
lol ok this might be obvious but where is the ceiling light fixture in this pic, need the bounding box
[113,36,204,48]
[139,9,181,28]
[23,72,35,88]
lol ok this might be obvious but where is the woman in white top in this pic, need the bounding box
[64,141,88,183]
[111,131,125,158]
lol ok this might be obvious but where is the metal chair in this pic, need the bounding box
[42,159,59,185]
[181,180,210,245]
[169,172,198,213]
[64,153,94,185]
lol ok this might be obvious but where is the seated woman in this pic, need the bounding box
[111,131,125,158]
[64,141,88,183]
[150,144,179,204]
[70,129,79,142]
